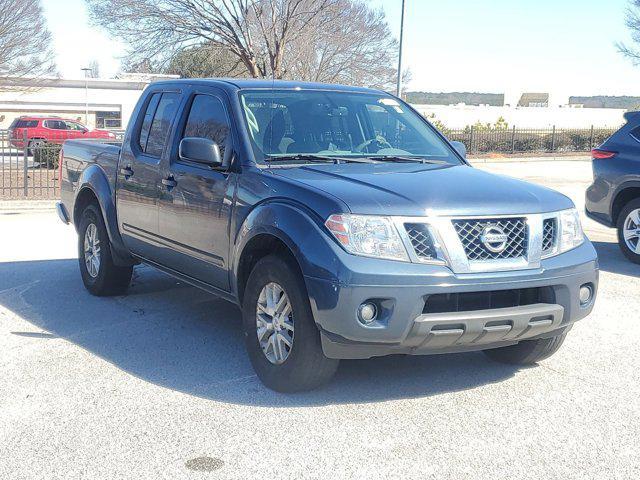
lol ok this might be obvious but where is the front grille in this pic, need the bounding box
[423,287,555,314]
[452,217,527,261]
[404,223,437,259]
[542,218,556,253]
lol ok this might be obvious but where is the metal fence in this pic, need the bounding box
[0,129,124,200]
[0,124,618,199]
[445,125,617,155]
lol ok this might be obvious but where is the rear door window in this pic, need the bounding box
[138,93,161,152]
[629,126,640,143]
[44,120,67,130]
[144,93,180,157]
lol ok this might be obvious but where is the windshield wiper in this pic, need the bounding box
[265,154,378,164]
[370,155,448,164]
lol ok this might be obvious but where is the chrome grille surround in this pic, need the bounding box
[391,214,545,274]
[452,218,528,261]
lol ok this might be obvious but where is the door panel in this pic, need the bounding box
[157,91,235,290]
[117,91,181,258]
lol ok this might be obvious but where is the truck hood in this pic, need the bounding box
[269,163,574,216]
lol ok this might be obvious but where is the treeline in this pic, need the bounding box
[569,96,640,109]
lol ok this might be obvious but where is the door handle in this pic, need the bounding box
[120,166,134,179]
[162,176,177,188]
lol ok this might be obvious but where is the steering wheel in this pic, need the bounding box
[355,135,392,153]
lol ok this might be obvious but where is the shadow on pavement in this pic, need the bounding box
[0,258,524,406]
[592,241,640,278]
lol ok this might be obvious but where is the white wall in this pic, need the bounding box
[0,77,153,129]
[412,104,626,129]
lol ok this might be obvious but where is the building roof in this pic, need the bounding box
[518,92,549,106]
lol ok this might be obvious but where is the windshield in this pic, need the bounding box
[239,89,461,165]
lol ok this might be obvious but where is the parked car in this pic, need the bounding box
[56,79,598,392]
[586,111,640,263]
[9,116,116,153]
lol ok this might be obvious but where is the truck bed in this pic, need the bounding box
[62,139,122,192]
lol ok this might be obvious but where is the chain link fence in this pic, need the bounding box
[445,125,617,155]
[0,129,124,200]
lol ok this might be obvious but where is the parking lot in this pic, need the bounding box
[0,160,638,479]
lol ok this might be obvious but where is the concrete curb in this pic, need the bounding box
[0,200,56,212]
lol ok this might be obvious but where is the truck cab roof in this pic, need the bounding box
[148,77,384,95]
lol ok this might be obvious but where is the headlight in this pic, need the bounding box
[325,214,409,261]
[558,208,585,253]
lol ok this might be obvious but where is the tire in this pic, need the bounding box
[616,198,640,264]
[242,254,339,392]
[27,139,45,157]
[78,204,133,296]
[482,333,567,365]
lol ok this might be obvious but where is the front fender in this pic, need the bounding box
[230,201,343,297]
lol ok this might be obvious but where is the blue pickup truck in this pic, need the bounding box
[57,79,598,392]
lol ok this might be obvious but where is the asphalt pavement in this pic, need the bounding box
[0,160,638,479]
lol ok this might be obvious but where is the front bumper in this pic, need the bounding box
[305,241,598,359]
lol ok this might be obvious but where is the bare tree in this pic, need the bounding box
[86,0,398,88]
[287,1,398,90]
[0,0,56,88]
[619,1,640,63]
[165,44,245,78]
[88,60,101,78]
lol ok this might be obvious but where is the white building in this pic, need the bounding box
[0,74,178,130]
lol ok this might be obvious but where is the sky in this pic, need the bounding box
[42,0,640,96]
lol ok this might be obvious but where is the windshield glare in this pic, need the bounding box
[239,89,460,165]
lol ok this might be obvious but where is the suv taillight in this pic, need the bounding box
[591,149,617,159]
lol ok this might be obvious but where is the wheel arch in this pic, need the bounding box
[73,165,134,266]
[231,201,336,304]
[611,181,640,225]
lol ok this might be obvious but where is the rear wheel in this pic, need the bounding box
[617,198,640,264]
[242,254,339,392]
[78,204,133,296]
[483,333,567,365]
[27,138,45,156]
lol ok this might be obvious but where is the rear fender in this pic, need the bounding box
[75,165,134,265]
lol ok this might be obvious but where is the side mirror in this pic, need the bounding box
[179,137,222,167]
[450,140,467,159]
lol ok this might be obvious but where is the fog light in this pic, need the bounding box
[358,302,378,324]
[579,284,593,306]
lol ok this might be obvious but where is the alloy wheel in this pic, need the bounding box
[623,208,640,254]
[256,282,294,365]
[84,223,101,278]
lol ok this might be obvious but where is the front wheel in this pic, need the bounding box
[242,255,339,392]
[483,333,567,365]
[617,198,640,264]
[78,204,133,296]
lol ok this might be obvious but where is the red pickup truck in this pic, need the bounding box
[9,116,116,152]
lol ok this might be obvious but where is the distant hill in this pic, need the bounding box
[405,92,504,106]
[569,96,640,109]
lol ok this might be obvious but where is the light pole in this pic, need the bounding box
[81,67,92,126]
[396,0,407,98]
